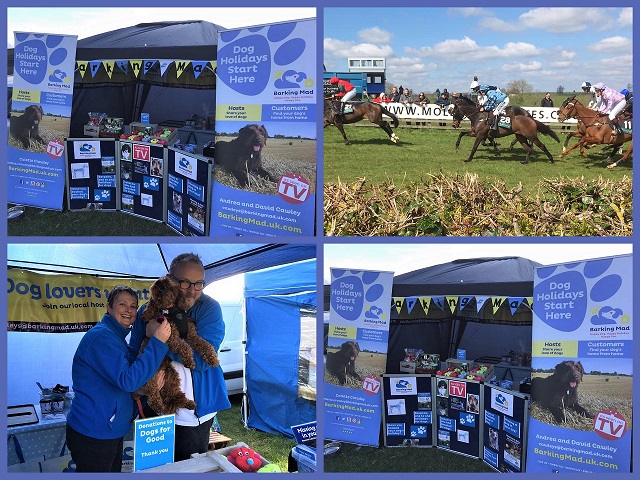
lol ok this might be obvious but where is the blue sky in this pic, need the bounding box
[324,7,633,95]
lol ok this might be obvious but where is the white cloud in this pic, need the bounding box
[558,50,577,60]
[618,7,633,28]
[550,61,572,68]
[502,61,543,72]
[502,42,541,57]
[588,36,632,53]
[478,17,518,32]
[453,8,493,18]
[358,26,393,44]
[518,8,600,33]
[324,37,355,54]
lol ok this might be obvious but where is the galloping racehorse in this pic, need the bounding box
[557,96,632,165]
[324,98,400,145]
[450,96,559,163]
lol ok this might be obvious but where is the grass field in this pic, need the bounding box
[325,127,631,195]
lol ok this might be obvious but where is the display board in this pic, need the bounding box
[65,138,117,211]
[211,18,316,236]
[165,147,213,236]
[324,268,394,447]
[382,374,434,447]
[119,141,165,222]
[526,254,632,473]
[9,32,77,210]
[435,376,481,458]
[482,385,529,472]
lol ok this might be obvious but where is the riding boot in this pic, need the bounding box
[491,113,499,131]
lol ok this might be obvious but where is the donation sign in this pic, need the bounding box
[133,415,175,471]
[9,32,77,209]
[527,254,632,473]
[324,268,394,446]
[212,18,316,236]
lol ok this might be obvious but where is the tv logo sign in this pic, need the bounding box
[594,410,627,440]
[363,375,380,395]
[449,381,466,398]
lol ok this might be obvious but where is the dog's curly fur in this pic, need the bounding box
[10,105,45,149]
[215,124,275,187]
[138,276,220,414]
[531,360,591,423]
[326,341,362,385]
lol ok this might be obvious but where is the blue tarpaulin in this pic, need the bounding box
[244,259,316,437]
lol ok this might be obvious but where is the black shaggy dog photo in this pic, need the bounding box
[326,341,362,385]
[215,124,276,187]
[10,105,45,149]
[531,360,592,423]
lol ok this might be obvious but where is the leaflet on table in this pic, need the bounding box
[8,32,77,209]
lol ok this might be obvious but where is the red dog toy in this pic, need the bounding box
[227,446,263,472]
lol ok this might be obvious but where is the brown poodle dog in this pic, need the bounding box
[10,105,45,149]
[138,276,220,414]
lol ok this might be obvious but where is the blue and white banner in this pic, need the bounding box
[8,32,77,209]
[324,268,394,447]
[211,18,316,236]
[527,254,632,473]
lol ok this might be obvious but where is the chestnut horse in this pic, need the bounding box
[450,96,559,164]
[557,96,632,164]
[324,98,400,145]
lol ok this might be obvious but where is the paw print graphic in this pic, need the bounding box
[217,21,308,96]
[14,33,70,85]
[536,257,625,332]
[331,270,386,321]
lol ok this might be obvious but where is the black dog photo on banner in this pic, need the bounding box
[65,138,117,211]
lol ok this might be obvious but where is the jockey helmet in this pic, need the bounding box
[469,80,479,90]
[581,81,591,89]
[593,82,606,91]
[479,84,489,92]
[329,77,339,84]
[620,89,629,96]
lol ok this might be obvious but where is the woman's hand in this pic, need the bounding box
[148,319,172,343]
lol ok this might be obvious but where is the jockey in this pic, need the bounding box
[620,89,633,116]
[470,79,498,107]
[329,76,357,115]
[593,82,627,134]
[478,85,509,130]
[581,81,598,108]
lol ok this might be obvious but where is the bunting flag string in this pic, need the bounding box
[445,296,458,314]
[389,295,534,318]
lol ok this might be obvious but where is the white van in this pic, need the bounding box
[218,300,245,396]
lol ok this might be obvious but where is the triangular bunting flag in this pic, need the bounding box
[491,297,506,315]
[418,297,431,316]
[405,296,418,314]
[159,60,172,76]
[459,296,474,311]
[392,297,403,315]
[143,60,157,75]
[508,297,525,315]
[89,61,102,78]
[192,61,209,79]
[432,296,445,311]
[445,296,458,314]
[130,60,142,78]
[476,296,489,313]
[76,61,89,79]
[101,61,115,79]
[525,297,533,310]
[116,60,129,75]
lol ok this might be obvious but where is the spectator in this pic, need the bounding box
[540,92,553,108]
[416,92,430,106]
[435,93,450,106]
[373,92,391,103]
[399,88,413,105]
[388,86,401,103]
[442,88,450,99]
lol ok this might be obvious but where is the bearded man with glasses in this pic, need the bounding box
[129,253,231,462]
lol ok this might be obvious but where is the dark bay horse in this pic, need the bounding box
[450,96,559,163]
[324,98,400,145]
[557,96,632,165]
